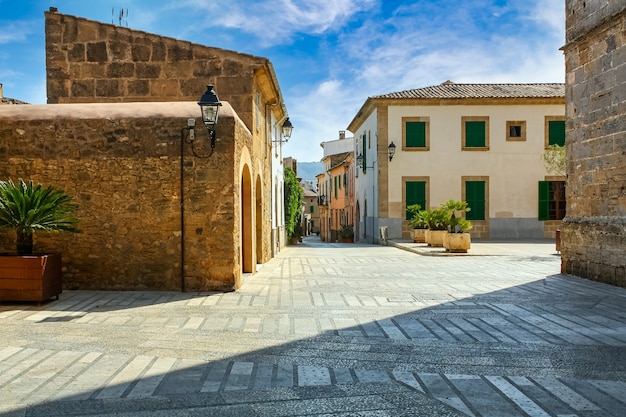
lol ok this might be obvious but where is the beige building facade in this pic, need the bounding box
[348,82,566,242]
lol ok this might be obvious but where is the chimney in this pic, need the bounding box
[339,130,345,140]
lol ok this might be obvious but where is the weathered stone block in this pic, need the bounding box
[96,80,121,97]
[135,63,161,78]
[126,80,150,96]
[132,44,151,62]
[71,80,94,97]
[68,43,85,62]
[87,41,108,62]
[107,62,135,78]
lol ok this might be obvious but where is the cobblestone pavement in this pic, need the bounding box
[1,238,626,416]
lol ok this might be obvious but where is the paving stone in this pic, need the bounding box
[0,239,625,416]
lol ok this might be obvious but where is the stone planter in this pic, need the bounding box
[444,233,471,253]
[426,230,446,247]
[0,253,62,302]
[411,228,426,243]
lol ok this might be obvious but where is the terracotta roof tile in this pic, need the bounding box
[374,81,564,100]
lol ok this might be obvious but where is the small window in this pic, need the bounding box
[309,205,314,213]
[539,181,566,220]
[545,116,565,147]
[462,116,489,150]
[506,121,526,141]
[403,117,430,150]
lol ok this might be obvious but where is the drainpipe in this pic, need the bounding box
[180,123,195,292]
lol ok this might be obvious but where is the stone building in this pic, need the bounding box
[0,10,291,291]
[561,1,626,287]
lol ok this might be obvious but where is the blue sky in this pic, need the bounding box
[0,0,565,162]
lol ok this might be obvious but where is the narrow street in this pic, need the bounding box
[1,238,626,416]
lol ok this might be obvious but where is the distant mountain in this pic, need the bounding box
[297,161,324,182]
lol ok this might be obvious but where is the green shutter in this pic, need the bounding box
[406,121,426,147]
[548,120,565,146]
[405,182,426,220]
[466,121,486,147]
[538,181,550,220]
[466,181,486,220]
[362,133,367,173]
[334,176,338,199]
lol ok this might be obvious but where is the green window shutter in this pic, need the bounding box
[406,121,426,147]
[334,176,338,199]
[405,181,426,220]
[362,133,367,174]
[548,120,565,146]
[538,181,550,220]
[466,181,486,220]
[310,205,314,213]
[465,121,486,147]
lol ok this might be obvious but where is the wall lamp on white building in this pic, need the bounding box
[197,84,222,149]
[282,118,293,141]
[388,141,396,161]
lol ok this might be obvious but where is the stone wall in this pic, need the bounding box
[561,1,626,286]
[0,102,252,291]
[45,10,277,133]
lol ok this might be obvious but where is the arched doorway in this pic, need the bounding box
[255,175,263,264]
[241,165,254,273]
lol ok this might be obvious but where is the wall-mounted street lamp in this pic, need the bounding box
[388,141,396,161]
[197,84,222,149]
[356,153,366,169]
[282,118,293,141]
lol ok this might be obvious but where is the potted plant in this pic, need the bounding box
[290,223,303,245]
[422,208,449,247]
[340,224,354,243]
[407,204,427,243]
[0,179,79,302]
[441,200,472,253]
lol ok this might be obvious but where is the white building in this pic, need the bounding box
[347,82,566,242]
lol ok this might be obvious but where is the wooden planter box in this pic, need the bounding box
[0,253,62,302]
[444,233,471,253]
[411,228,426,243]
[426,230,446,247]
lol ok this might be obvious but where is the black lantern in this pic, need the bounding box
[197,85,222,147]
[356,153,364,169]
[388,141,396,161]
[282,118,293,141]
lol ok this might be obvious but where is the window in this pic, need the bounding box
[405,181,427,220]
[465,181,486,220]
[546,117,565,147]
[506,120,526,141]
[334,176,338,199]
[539,181,566,220]
[403,117,429,150]
[310,205,314,214]
[462,116,489,150]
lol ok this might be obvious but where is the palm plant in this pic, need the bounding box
[0,179,79,255]
[441,200,472,233]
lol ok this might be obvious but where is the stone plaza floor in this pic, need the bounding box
[1,237,625,416]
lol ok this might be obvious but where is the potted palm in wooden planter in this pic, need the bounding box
[0,179,79,302]
[407,204,427,243]
[441,200,472,253]
[422,208,449,247]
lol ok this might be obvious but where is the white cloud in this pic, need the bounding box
[0,21,34,44]
[162,0,378,45]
